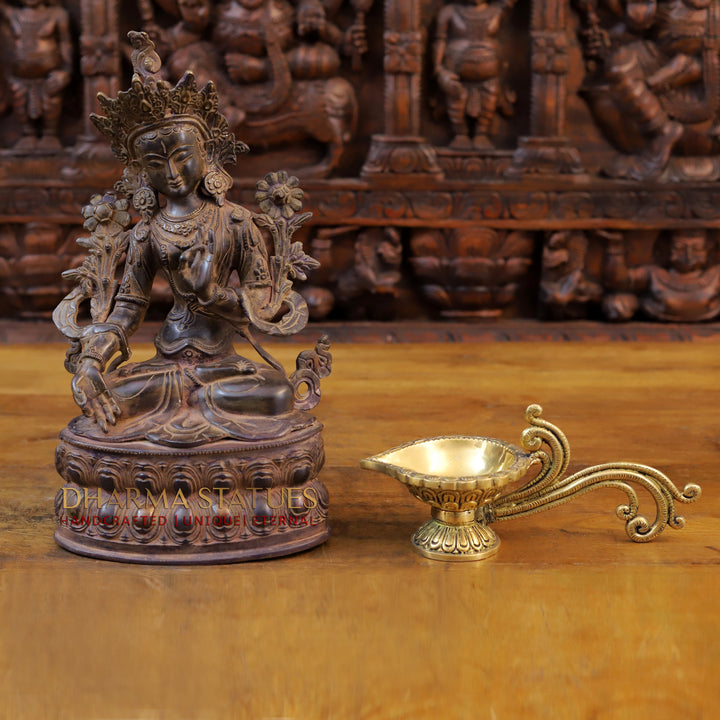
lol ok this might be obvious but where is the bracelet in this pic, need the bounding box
[105,322,130,359]
[79,348,105,366]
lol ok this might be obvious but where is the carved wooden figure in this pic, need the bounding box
[540,230,602,319]
[603,229,720,321]
[52,32,332,563]
[141,0,366,177]
[334,226,402,317]
[433,0,516,150]
[0,0,72,150]
[576,0,720,180]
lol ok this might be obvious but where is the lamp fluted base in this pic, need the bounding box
[411,515,500,562]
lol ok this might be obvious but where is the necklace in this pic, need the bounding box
[156,203,212,237]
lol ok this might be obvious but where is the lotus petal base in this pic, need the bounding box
[412,511,500,561]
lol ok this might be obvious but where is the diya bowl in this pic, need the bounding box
[360,435,533,560]
[361,404,702,562]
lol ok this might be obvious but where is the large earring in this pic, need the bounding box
[132,177,158,224]
[203,169,233,206]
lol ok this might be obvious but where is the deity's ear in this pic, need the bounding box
[202,166,233,206]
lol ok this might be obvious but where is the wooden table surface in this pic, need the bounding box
[0,339,718,719]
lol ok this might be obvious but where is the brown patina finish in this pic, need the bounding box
[52,32,332,563]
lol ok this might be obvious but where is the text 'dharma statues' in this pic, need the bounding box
[52,32,332,563]
[434,0,516,150]
[576,0,720,180]
[0,0,72,151]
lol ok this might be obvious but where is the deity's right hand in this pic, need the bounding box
[345,23,368,55]
[177,231,215,301]
[72,358,121,433]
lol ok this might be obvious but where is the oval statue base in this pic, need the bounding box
[54,420,330,564]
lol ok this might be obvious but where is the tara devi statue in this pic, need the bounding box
[52,32,332,563]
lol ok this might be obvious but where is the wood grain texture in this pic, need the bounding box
[0,341,718,719]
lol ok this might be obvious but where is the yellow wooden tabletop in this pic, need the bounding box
[0,340,718,719]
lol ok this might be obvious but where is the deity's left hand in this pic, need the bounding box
[177,229,216,302]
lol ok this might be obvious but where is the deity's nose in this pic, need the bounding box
[166,158,180,179]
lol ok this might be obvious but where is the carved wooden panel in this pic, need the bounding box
[2,0,720,322]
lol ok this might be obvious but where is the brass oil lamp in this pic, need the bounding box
[362,405,701,561]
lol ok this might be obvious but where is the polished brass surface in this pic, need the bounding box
[361,436,532,491]
[490,404,703,542]
[361,404,702,561]
[360,435,533,560]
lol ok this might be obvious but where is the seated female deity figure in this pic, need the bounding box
[55,32,326,448]
[52,33,331,563]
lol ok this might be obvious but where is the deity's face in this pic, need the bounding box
[135,125,207,200]
[178,0,210,29]
[670,231,708,273]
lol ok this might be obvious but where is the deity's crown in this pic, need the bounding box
[91,31,247,168]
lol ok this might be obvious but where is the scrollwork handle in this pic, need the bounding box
[487,405,701,542]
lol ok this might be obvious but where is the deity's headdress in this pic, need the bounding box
[91,31,248,212]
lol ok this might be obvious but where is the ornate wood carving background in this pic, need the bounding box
[2,0,720,322]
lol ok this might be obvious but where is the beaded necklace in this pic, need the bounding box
[154,202,214,247]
